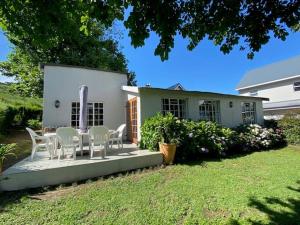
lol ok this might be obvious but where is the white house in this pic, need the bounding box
[236,55,300,118]
[42,64,267,143]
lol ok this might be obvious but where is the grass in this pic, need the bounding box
[1,146,300,224]
[0,82,42,111]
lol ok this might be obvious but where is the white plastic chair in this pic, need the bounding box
[89,126,109,158]
[26,127,53,160]
[56,127,79,160]
[108,124,126,149]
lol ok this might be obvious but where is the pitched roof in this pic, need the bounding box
[167,83,185,90]
[264,99,300,111]
[139,86,269,101]
[236,55,300,90]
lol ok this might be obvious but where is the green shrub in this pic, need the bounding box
[27,119,42,130]
[234,124,286,152]
[0,106,42,134]
[0,143,17,169]
[140,114,236,161]
[140,114,286,162]
[177,120,236,161]
[278,112,300,145]
[140,113,185,149]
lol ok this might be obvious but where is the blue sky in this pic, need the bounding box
[1,29,300,94]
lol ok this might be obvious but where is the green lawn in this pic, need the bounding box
[1,146,300,224]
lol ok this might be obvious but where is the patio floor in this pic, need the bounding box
[0,143,163,191]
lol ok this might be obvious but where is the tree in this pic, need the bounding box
[0,48,43,97]
[1,0,299,61]
[0,1,136,97]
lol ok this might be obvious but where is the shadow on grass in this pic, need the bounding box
[0,187,47,213]
[248,180,300,224]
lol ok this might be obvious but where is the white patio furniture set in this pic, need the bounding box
[26,124,126,160]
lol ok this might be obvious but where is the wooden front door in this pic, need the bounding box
[127,97,138,144]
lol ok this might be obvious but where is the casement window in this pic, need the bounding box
[161,98,186,119]
[71,102,103,128]
[241,102,256,124]
[293,81,300,91]
[199,100,221,123]
[249,90,258,96]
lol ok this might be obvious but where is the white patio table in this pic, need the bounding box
[44,131,90,158]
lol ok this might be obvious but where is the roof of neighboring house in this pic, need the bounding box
[236,55,300,90]
[168,83,186,91]
[40,63,128,75]
[139,86,269,101]
[263,99,300,111]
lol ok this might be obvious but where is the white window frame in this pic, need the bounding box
[241,102,256,124]
[198,100,221,123]
[71,102,104,128]
[161,98,186,119]
[293,81,300,91]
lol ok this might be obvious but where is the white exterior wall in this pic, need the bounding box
[43,65,127,130]
[239,77,300,102]
[139,90,264,129]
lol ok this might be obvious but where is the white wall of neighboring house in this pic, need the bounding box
[43,65,127,130]
[139,89,264,129]
[238,77,300,102]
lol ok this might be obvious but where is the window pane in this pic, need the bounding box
[199,100,220,123]
[241,102,256,124]
[161,98,186,119]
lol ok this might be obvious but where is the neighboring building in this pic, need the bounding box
[236,55,300,119]
[42,64,267,143]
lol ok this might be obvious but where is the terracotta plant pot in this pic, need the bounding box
[159,142,176,164]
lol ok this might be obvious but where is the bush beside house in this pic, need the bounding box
[140,113,286,162]
[278,112,300,145]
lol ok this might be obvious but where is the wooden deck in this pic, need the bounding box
[0,144,163,191]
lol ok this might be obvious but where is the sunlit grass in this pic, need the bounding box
[1,146,300,224]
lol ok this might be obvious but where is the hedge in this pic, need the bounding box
[0,106,42,134]
[278,112,300,145]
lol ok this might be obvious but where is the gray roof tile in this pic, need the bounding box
[237,55,300,90]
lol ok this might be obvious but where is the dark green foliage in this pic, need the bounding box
[1,1,299,61]
[27,119,42,130]
[278,112,300,145]
[0,83,42,134]
[140,114,286,162]
[140,114,236,161]
[0,106,42,134]
[0,1,137,97]
[264,119,279,129]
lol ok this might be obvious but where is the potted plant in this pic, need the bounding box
[157,115,181,164]
[0,143,16,174]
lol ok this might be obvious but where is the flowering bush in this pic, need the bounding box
[140,114,286,162]
[234,124,286,152]
[177,120,235,160]
[140,114,236,161]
